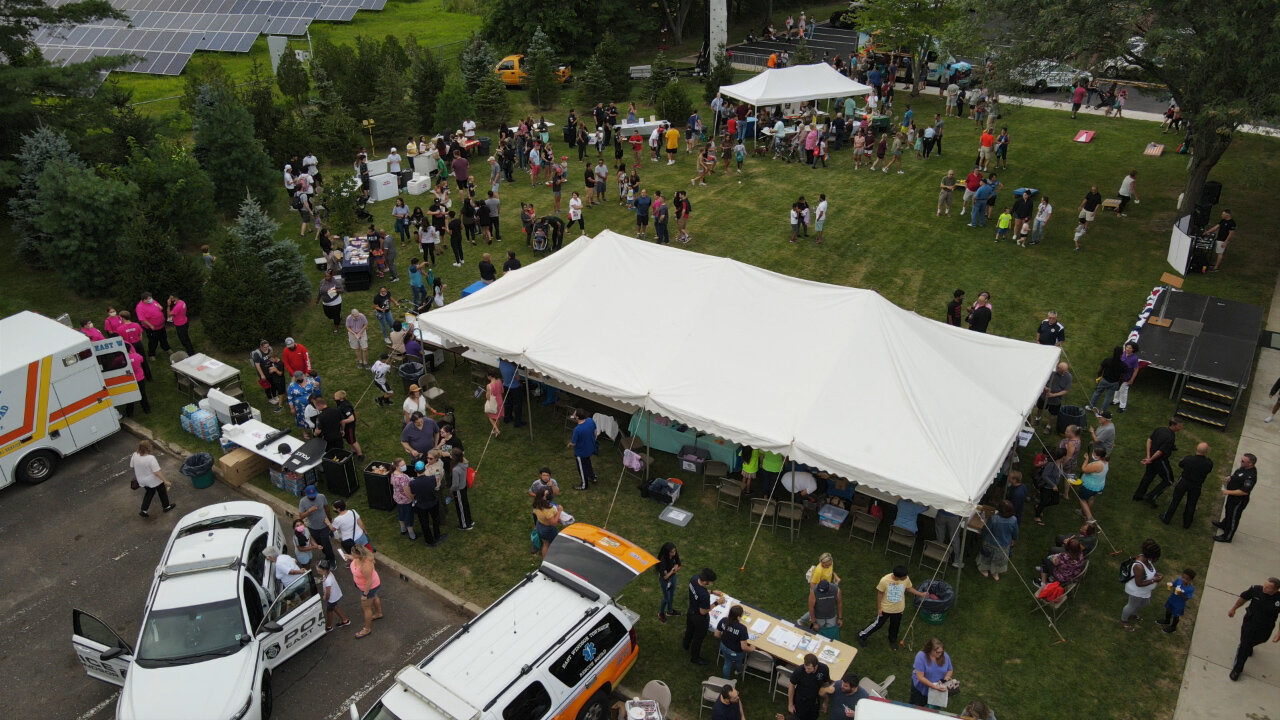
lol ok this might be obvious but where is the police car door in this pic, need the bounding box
[71,609,133,686]
[257,571,325,670]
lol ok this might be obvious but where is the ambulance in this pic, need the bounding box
[0,311,141,487]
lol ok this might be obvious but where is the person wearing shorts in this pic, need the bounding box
[813,194,828,244]
[317,561,350,631]
[1078,185,1102,225]
[938,170,956,216]
[665,124,681,164]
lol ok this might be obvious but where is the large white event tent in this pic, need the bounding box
[719,62,873,106]
[418,231,1059,516]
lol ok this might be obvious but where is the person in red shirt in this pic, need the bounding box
[1070,83,1087,119]
[282,337,312,377]
[124,344,151,416]
[103,308,124,337]
[116,310,145,355]
[977,130,995,171]
[629,131,643,166]
[79,318,105,342]
[962,166,984,217]
[166,295,195,355]
[134,292,170,359]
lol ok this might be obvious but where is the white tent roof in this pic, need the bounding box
[418,232,1059,514]
[720,62,873,106]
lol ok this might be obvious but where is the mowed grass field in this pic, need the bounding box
[5,80,1279,718]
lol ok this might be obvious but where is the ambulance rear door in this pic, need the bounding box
[92,337,142,406]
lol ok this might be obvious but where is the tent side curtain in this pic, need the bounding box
[417,230,1060,515]
[719,62,874,106]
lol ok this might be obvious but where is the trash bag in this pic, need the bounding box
[180,452,215,477]
[913,579,956,613]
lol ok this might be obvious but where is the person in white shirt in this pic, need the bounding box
[814,195,829,245]
[1030,196,1054,245]
[302,152,320,183]
[371,353,394,406]
[1117,170,1139,216]
[328,499,371,551]
[568,191,584,232]
[649,127,662,162]
[388,147,403,190]
[130,439,173,517]
[264,546,305,589]
[283,164,296,195]
[316,560,350,631]
[462,119,477,138]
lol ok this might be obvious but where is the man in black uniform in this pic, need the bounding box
[1134,418,1182,504]
[1214,453,1257,542]
[1226,577,1280,681]
[1159,442,1213,528]
[682,567,723,665]
[787,652,833,720]
[408,461,446,547]
[311,397,344,453]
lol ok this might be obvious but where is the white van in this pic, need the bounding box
[356,523,657,720]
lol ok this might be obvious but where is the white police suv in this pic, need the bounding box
[72,501,326,720]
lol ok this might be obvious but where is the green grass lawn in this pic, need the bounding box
[4,90,1278,720]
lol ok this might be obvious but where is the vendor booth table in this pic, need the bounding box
[627,412,738,468]
[172,353,241,394]
[708,592,857,680]
[341,236,372,291]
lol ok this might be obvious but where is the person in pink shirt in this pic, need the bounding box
[124,344,151,416]
[134,292,170,359]
[116,310,145,354]
[79,318,105,342]
[1070,83,1087,119]
[102,308,124,337]
[166,294,195,355]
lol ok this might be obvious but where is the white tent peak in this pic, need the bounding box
[419,231,1059,514]
[720,62,873,106]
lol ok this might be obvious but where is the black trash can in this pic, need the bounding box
[323,449,359,497]
[479,137,491,156]
[364,461,396,511]
[1056,405,1085,434]
[181,452,216,489]
[913,579,956,624]
[398,361,424,394]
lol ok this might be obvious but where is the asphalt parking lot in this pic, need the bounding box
[0,432,467,720]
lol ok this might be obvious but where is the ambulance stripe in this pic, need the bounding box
[48,403,113,433]
[48,389,110,423]
[0,362,39,445]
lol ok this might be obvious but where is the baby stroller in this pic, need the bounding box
[531,223,549,252]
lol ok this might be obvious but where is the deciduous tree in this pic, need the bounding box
[857,0,963,97]
[481,0,653,63]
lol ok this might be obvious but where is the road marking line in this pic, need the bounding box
[326,625,454,720]
[74,691,118,720]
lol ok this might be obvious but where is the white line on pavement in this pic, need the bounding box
[74,691,118,720]
[325,625,455,720]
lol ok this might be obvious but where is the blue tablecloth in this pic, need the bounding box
[628,412,739,468]
[461,280,488,298]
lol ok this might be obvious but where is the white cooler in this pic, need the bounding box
[366,158,389,176]
[411,154,435,175]
[407,176,431,195]
[369,173,398,202]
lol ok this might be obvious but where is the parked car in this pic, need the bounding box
[494,54,571,87]
[72,502,324,720]
[1096,37,1146,77]
[353,523,657,720]
[1010,60,1091,93]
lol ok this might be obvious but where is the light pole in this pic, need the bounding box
[361,118,377,156]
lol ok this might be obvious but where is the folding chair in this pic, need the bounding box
[776,501,804,541]
[704,460,729,490]
[919,540,949,573]
[858,674,896,699]
[168,351,188,364]
[743,650,774,688]
[773,665,794,702]
[219,378,244,399]
[173,370,195,399]
[1030,581,1078,622]
[718,478,744,510]
[885,526,917,560]
[849,510,880,546]
[750,498,776,531]
[641,680,671,717]
[699,677,735,718]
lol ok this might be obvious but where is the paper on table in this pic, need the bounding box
[750,618,771,634]
[927,688,949,708]
[767,626,801,650]
[818,646,840,664]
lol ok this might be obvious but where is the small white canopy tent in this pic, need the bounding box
[418,231,1058,516]
[719,62,873,106]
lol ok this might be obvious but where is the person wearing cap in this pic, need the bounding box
[1090,410,1116,457]
[855,565,936,650]
[387,146,403,189]
[402,384,435,425]
[286,370,320,429]
[408,459,446,546]
[263,546,306,591]
[798,578,843,638]
[283,163,296,196]
[281,337,312,377]
[299,484,336,566]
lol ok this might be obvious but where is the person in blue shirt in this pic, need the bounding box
[970,177,997,228]
[1159,569,1196,634]
[568,410,598,490]
[893,499,926,534]
[977,500,1019,581]
[902,105,914,129]
[498,358,525,428]
[828,673,869,719]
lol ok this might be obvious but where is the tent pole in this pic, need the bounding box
[524,371,533,440]
[955,523,967,608]
[644,405,652,485]
[740,444,793,573]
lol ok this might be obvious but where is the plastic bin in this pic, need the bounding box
[323,449,359,497]
[180,452,216,489]
[914,579,956,624]
[1056,405,1085,434]
[398,361,425,394]
[677,445,709,474]
[364,461,396,511]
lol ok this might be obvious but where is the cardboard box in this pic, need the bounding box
[215,448,270,487]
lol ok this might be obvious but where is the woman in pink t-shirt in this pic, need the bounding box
[167,295,194,355]
[347,545,381,638]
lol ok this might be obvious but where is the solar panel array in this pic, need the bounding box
[35,0,386,76]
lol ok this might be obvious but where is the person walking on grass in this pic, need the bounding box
[1120,538,1162,631]
[884,133,904,174]
[1157,569,1196,634]
[855,565,936,650]
[1117,170,1139,216]
[1160,442,1213,528]
[938,170,956,217]
[813,195,828,245]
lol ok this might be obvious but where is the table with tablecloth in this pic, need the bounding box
[340,236,372,291]
[627,413,738,468]
[708,592,857,681]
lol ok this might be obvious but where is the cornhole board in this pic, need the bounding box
[1102,198,1122,212]
[1144,143,1165,156]
[1074,130,1096,143]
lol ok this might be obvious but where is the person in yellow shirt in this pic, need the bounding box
[854,565,936,649]
[665,124,681,165]
[738,445,760,494]
[406,138,418,157]
[996,207,1013,244]
[809,552,841,587]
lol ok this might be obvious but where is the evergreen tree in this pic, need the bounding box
[240,60,288,161]
[192,84,278,213]
[31,161,138,294]
[703,43,735,103]
[576,56,614,107]
[593,32,631,100]
[114,215,206,316]
[380,35,409,73]
[9,128,85,263]
[642,52,676,104]
[120,138,218,240]
[655,82,693,129]
[91,81,159,168]
[525,26,561,110]
[459,34,497,93]
[407,38,446,133]
[310,65,362,162]
[227,195,312,306]
[792,39,815,65]
[473,68,511,129]
[369,60,416,144]
[275,49,311,106]
[434,73,475,135]
[204,233,288,351]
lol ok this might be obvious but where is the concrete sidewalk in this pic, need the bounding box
[1172,271,1280,720]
